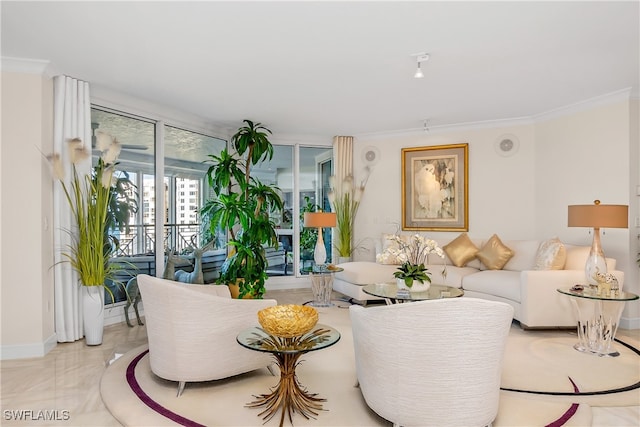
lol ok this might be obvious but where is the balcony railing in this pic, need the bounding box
[112,223,205,256]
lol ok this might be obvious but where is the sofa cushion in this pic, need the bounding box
[502,240,541,271]
[426,264,480,288]
[462,270,521,303]
[335,262,398,285]
[533,238,566,270]
[476,234,514,270]
[443,233,479,267]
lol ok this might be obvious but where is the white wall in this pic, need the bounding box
[1,70,56,358]
[535,99,637,326]
[352,123,537,260]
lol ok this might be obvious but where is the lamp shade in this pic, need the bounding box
[568,201,628,228]
[304,212,337,228]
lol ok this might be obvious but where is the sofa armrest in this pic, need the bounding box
[519,269,625,329]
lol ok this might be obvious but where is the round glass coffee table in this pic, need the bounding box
[363,282,464,304]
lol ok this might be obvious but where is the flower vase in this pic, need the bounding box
[82,285,105,345]
[396,278,430,292]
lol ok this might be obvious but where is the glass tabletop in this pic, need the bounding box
[557,287,639,301]
[301,265,344,274]
[237,324,341,354]
[363,282,464,301]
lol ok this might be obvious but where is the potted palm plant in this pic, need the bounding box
[49,133,136,345]
[202,120,283,298]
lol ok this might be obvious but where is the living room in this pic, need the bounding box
[1,1,639,425]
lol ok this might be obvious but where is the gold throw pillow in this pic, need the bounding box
[443,233,479,267]
[476,234,514,270]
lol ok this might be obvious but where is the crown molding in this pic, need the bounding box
[0,56,54,76]
[355,116,534,140]
[356,89,635,140]
[533,88,633,122]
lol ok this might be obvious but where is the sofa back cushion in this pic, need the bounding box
[500,239,542,271]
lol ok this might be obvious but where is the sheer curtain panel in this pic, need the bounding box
[53,76,92,342]
[332,136,353,194]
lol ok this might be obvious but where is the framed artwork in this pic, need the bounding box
[401,143,468,231]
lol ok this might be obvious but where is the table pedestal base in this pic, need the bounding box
[570,298,625,358]
[247,352,326,427]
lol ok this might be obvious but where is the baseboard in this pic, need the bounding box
[1,333,57,360]
[619,316,640,330]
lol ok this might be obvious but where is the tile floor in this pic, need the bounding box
[1,288,638,426]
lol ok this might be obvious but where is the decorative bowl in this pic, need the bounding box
[258,304,319,338]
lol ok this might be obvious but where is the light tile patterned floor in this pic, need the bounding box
[1,287,638,426]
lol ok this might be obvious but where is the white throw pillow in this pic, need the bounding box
[533,238,566,270]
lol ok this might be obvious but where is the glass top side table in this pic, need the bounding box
[363,282,464,305]
[237,324,340,426]
[302,266,344,307]
[557,287,639,357]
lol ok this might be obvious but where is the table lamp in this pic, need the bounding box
[568,200,628,284]
[304,211,337,266]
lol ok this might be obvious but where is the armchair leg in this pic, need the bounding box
[177,381,186,397]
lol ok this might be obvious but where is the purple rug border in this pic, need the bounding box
[545,377,580,427]
[126,349,206,427]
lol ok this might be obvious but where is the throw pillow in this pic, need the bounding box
[533,238,566,270]
[443,233,479,267]
[476,234,514,270]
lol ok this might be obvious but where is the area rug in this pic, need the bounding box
[101,306,640,426]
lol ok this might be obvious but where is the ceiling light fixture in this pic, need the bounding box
[412,53,430,79]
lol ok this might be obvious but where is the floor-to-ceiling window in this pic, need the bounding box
[92,106,334,306]
[91,108,226,304]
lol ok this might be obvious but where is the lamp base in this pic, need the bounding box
[585,227,607,285]
[314,227,327,266]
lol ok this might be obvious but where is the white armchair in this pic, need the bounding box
[136,274,278,396]
[349,298,514,427]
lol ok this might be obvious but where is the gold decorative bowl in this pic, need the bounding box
[258,304,319,338]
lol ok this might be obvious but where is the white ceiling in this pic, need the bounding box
[2,1,639,139]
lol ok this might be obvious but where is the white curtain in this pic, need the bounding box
[332,136,353,193]
[53,76,92,342]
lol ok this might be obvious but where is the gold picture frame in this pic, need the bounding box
[401,143,469,231]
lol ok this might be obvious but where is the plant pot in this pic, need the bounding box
[228,282,255,299]
[337,256,352,264]
[82,285,105,345]
[396,278,430,292]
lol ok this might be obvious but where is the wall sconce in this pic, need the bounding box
[568,200,628,284]
[303,211,337,266]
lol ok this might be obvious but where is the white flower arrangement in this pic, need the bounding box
[381,234,444,266]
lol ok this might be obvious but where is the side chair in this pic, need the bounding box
[350,297,514,427]
[137,274,278,396]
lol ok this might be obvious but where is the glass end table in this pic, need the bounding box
[302,266,344,307]
[557,286,639,357]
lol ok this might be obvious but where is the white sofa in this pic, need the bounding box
[333,235,624,329]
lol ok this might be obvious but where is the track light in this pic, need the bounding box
[412,53,430,79]
[414,63,424,79]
